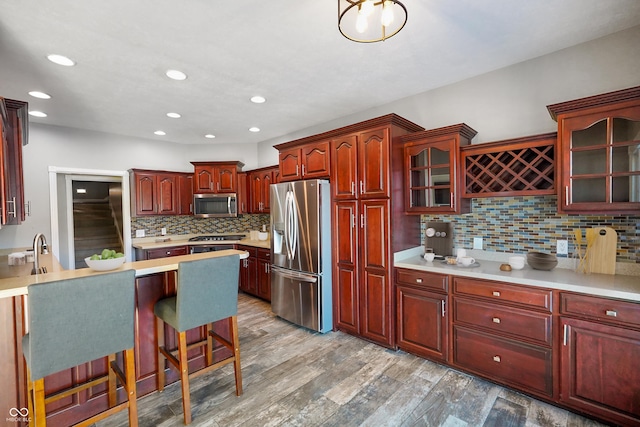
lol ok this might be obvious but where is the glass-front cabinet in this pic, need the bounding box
[548,86,640,214]
[401,124,477,214]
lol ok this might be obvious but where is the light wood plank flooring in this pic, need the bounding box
[97,293,610,427]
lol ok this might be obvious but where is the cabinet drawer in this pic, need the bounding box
[453,278,551,311]
[146,245,189,259]
[396,269,448,292]
[258,248,271,260]
[561,293,640,328]
[453,298,552,346]
[453,326,553,397]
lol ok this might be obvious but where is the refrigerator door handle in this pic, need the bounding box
[284,190,298,260]
[271,265,318,283]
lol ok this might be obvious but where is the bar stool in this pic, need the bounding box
[154,254,242,425]
[22,269,138,427]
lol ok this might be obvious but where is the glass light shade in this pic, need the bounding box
[338,0,407,43]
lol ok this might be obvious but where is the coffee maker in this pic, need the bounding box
[424,221,453,257]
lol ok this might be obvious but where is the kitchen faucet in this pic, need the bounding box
[32,233,49,275]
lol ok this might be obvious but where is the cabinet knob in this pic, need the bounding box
[492,317,501,324]
[605,310,617,317]
[493,355,501,363]
[415,278,422,283]
[492,291,501,297]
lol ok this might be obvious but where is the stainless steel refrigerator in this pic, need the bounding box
[270,179,332,333]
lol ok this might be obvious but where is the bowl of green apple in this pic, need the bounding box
[85,249,126,271]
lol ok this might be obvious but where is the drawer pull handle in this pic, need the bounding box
[493,355,501,363]
[492,291,500,297]
[492,317,501,324]
[605,310,617,317]
[415,278,422,283]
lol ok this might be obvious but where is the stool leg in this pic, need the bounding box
[124,348,139,427]
[205,322,213,366]
[156,316,165,391]
[33,378,47,427]
[25,368,35,427]
[177,331,192,425]
[108,353,117,407]
[230,315,243,396]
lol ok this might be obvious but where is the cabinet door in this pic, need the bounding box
[156,174,178,215]
[333,201,359,334]
[359,199,392,347]
[397,286,448,362]
[559,106,640,214]
[245,255,258,295]
[257,250,271,301]
[260,171,272,213]
[249,173,262,213]
[178,174,193,215]
[301,141,330,179]
[194,166,215,193]
[560,317,640,425]
[279,147,301,181]
[331,134,358,200]
[135,173,157,215]
[215,166,237,193]
[405,140,456,213]
[1,103,26,225]
[237,172,248,214]
[359,128,390,199]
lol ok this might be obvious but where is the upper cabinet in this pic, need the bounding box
[130,169,179,216]
[278,140,330,182]
[191,161,244,194]
[0,98,28,226]
[548,86,640,214]
[248,165,279,214]
[401,124,477,214]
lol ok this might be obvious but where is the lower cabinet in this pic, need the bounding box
[395,269,448,362]
[559,293,640,426]
[237,245,271,301]
[452,277,554,398]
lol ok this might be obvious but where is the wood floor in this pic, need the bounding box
[96,293,609,427]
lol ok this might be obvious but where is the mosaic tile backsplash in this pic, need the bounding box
[421,195,639,264]
[131,214,270,237]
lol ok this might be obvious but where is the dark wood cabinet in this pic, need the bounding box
[130,169,179,216]
[191,161,244,194]
[452,277,554,398]
[256,249,271,301]
[395,269,449,362]
[1,98,28,225]
[547,86,640,214]
[279,140,330,182]
[248,166,278,214]
[237,172,248,215]
[177,173,193,215]
[559,293,640,426]
[327,115,423,348]
[401,123,476,214]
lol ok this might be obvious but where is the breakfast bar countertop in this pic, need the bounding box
[395,248,640,302]
[0,249,248,299]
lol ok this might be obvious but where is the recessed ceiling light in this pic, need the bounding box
[251,96,266,104]
[249,127,260,132]
[167,112,181,118]
[47,54,75,66]
[154,130,166,136]
[28,91,51,99]
[166,69,187,80]
[204,134,216,139]
[29,111,47,118]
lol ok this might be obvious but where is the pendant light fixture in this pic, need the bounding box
[338,0,407,43]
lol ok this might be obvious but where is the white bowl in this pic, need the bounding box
[258,231,269,241]
[85,256,126,271]
[508,256,526,270]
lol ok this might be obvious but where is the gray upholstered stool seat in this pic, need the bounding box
[154,254,242,425]
[22,269,138,427]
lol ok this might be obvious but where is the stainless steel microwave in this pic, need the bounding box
[193,193,237,218]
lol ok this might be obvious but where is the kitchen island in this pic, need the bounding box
[0,249,247,427]
[394,247,640,426]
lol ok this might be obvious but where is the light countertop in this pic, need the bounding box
[395,247,640,302]
[0,249,248,299]
[132,234,270,250]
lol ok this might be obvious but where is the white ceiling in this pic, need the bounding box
[1,0,639,145]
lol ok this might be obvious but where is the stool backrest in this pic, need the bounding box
[26,269,136,380]
[175,255,240,332]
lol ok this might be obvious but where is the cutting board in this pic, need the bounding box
[587,227,617,275]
